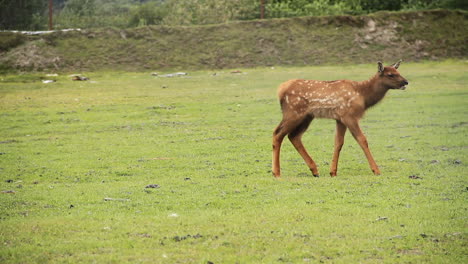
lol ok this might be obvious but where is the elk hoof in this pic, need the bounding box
[310,169,319,177]
[330,172,337,177]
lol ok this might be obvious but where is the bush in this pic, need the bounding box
[403,0,468,10]
[0,32,25,52]
[267,0,357,18]
[62,0,96,17]
[128,2,167,27]
[161,0,259,25]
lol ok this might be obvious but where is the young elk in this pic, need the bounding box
[272,61,408,178]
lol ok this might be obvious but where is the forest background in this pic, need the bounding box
[1,0,467,30]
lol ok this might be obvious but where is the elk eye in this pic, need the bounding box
[388,74,394,77]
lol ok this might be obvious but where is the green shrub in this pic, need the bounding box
[128,2,167,27]
[0,32,25,52]
[267,0,356,17]
[403,0,468,10]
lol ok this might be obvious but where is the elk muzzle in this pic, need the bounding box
[399,80,409,90]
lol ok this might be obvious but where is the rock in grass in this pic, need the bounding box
[72,75,89,81]
[104,197,130,202]
[145,184,160,189]
[156,72,188,78]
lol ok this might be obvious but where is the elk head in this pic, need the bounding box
[377,60,409,90]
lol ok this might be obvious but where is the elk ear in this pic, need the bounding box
[391,59,402,69]
[377,61,384,73]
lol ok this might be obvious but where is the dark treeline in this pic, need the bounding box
[1,0,467,30]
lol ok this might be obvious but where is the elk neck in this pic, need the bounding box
[356,74,389,109]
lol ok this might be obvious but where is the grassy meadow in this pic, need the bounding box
[0,61,467,263]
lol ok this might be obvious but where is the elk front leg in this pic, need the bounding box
[330,120,347,177]
[343,118,381,175]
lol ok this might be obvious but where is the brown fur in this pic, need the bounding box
[272,61,409,178]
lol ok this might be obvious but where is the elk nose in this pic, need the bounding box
[402,80,409,85]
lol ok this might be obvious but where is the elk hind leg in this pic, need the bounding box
[330,120,347,177]
[272,120,288,178]
[288,115,320,177]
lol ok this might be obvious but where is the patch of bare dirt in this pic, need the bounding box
[354,19,399,49]
[1,39,61,71]
[354,18,399,49]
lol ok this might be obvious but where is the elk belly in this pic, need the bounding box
[307,97,343,119]
[310,107,338,119]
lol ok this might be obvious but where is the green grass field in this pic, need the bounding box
[0,61,467,263]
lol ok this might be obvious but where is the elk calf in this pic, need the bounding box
[272,61,408,178]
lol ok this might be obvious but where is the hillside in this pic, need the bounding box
[0,9,467,72]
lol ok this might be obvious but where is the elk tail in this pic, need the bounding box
[277,79,297,100]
